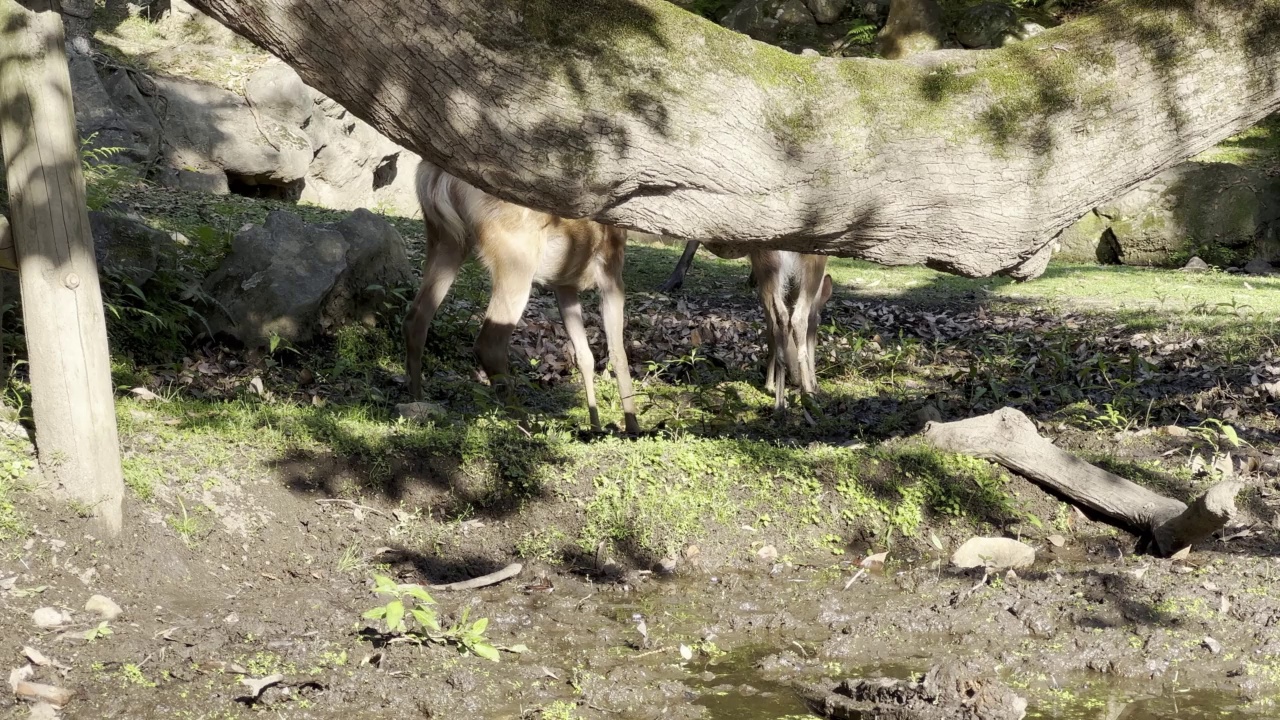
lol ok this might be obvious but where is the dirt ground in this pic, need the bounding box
[2,418,1279,720]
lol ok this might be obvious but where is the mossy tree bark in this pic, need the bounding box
[0,0,125,535]
[187,0,1280,278]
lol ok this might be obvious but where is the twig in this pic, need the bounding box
[429,563,523,591]
[632,645,670,659]
[314,499,389,518]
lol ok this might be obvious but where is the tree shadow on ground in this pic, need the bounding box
[240,241,1280,582]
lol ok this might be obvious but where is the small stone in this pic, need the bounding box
[951,537,1035,570]
[1046,534,1066,548]
[1164,424,1191,437]
[32,607,63,628]
[84,594,122,621]
[395,402,448,423]
[757,544,779,563]
[657,556,679,574]
[1203,636,1222,654]
[1182,256,1210,272]
[800,48,820,57]
[1245,257,1275,275]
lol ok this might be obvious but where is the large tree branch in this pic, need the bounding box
[186,0,1280,277]
[924,408,1245,556]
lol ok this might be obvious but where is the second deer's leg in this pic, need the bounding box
[403,228,465,401]
[598,272,640,434]
[659,240,700,293]
[753,261,789,414]
[554,285,601,430]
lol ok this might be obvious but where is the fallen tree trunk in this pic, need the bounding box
[924,407,1244,556]
[187,0,1280,278]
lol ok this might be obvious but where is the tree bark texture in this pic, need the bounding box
[924,408,1244,556]
[0,0,124,535]
[185,0,1280,278]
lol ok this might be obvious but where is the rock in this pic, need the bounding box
[155,167,231,195]
[1097,163,1280,267]
[246,58,316,129]
[757,544,779,562]
[1203,636,1222,654]
[1182,256,1211,271]
[155,77,313,197]
[1051,210,1111,263]
[1245,257,1275,275]
[395,402,448,423]
[1020,21,1046,38]
[84,594,123,621]
[298,96,422,216]
[807,0,847,24]
[876,0,943,59]
[32,607,63,629]
[89,208,172,287]
[722,0,816,44]
[203,209,412,348]
[801,48,821,57]
[67,55,161,166]
[657,556,679,574]
[798,659,1027,720]
[951,537,1035,570]
[953,2,1022,49]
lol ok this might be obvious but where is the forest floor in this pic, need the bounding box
[0,174,1279,719]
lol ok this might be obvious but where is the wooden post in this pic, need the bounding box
[0,0,123,535]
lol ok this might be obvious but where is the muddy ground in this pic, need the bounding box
[2,428,1280,720]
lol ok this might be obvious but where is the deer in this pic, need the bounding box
[402,160,640,434]
[662,240,833,416]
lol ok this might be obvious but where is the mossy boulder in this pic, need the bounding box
[953,2,1022,49]
[1096,162,1280,267]
[722,0,816,43]
[1052,210,1111,263]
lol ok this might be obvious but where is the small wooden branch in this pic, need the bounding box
[429,563,522,591]
[924,408,1244,556]
[13,680,73,707]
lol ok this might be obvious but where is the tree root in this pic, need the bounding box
[923,407,1244,557]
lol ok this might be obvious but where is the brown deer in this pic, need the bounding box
[664,240,833,415]
[402,160,639,434]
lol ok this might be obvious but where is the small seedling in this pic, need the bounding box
[84,621,113,642]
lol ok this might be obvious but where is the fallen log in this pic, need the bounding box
[923,407,1244,557]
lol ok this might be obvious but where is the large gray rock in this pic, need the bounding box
[245,58,316,129]
[722,0,816,43]
[876,0,944,59]
[89,208,173,287]
[807,0,847,24]
[155,77,313,195]
[1097,162,1280,266]
[953,2,1022,49]
[68,55,161,166]
[202,209,412,347]
[300,97,421,216]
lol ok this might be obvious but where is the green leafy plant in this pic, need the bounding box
[362,574,501,662]
[84,621,113,642]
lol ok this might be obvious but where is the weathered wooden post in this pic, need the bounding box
[0,0,124,534]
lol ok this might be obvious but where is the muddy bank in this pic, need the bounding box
[2,470,1279,720]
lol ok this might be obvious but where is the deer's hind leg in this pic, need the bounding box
[555,286,601,430]
[404,222,465,400]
